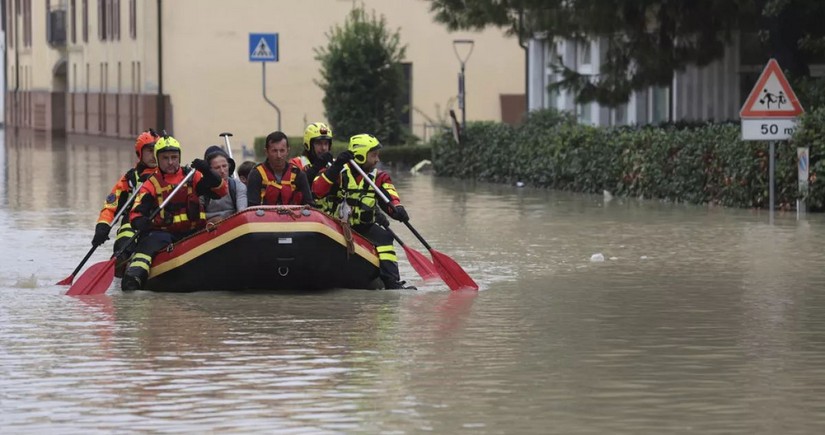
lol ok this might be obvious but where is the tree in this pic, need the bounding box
[426,0,825,107]
[315,7,408,144]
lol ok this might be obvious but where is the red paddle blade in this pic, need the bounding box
[56,274,74,286]
[402,245,439,281]
[66,259,116,296]
[431,249,479,291]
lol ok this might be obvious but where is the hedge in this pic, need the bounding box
[431,107,825,211]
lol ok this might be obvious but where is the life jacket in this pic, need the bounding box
[255,163,302,205]
[339,165,379,226]
[294,155,338,215]
[148,167,206,233]
[118,165,157,226]
[289,155,310,171]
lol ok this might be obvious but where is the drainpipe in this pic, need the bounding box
[156,0,164,130]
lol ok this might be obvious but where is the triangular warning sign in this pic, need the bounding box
[740,59,804,118]
[251,38,274,59]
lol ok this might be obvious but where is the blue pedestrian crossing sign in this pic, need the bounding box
[249,33,279,62]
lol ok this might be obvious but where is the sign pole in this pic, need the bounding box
[769,141,775,223]
[262,62,282,131]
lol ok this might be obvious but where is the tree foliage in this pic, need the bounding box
[315,7,408,144]
[426,0,825,107]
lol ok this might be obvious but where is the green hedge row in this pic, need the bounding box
[431,108,825,211]
[252,136,432,167]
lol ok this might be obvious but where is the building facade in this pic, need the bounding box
[528,35,761,126]
[4,0,525,155]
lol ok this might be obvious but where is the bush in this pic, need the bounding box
[430,108,825,210]
[315,6,407,144]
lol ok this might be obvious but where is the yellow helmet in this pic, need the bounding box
[303,122,333,152]
[154,135,182,159]
[348,134,382,164]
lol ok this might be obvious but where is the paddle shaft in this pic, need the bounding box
[347,163,432,249]
[111,167,198,259]
[219,132,239,180]
[62,180,147,281]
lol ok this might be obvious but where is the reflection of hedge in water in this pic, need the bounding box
[431,108,825,211]
[252,136,432,168]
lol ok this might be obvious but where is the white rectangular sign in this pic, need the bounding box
[741,118,798,141]
[798,147,809,184]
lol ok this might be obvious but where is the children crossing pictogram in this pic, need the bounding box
[740,59,804,118]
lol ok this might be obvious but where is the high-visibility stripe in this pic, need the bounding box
[132,253,153,271]
[376,245,397,262]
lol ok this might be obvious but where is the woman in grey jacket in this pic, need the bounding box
[202,145,247,222]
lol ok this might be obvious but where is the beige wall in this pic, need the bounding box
[7,0,525,159]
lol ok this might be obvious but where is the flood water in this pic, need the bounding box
[3,129,825,433]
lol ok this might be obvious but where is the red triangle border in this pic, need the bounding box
[739,59,804,118]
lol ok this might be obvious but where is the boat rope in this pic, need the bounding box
[337,193,355,257]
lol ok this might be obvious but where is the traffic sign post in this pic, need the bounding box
[740,59,805,220]
[249,33,282,131]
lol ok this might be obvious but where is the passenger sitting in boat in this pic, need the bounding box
[121,135,229,291]
[312,134,416,290]
[291,122,337,214]
[246,131,314,207]
[92,129,159,277]
[237,160,256,185]
[202,145,247,223]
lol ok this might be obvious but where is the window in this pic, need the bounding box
[129,0,135,38]
[115,0,120,40]
[612,104,627,126]
[577,102,592,124]
[98,0,106,40]
[82,0,88,42]
[23,0,31,47]
[577,40,591,68]
[651,86,669,124]
[8,0,15,49]
[70,0,76,43]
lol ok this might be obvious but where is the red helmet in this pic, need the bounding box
[134,130,159,157]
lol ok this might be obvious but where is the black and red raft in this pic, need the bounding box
[145,206,382,291]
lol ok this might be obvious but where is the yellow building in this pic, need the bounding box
[4,0,525,155]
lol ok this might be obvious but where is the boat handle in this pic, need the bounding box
[278,266,289,277]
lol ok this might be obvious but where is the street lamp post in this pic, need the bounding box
[453,39,474,130]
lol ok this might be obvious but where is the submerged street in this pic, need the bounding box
[3,130,825,433]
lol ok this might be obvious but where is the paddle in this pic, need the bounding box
[219,132,239,180]
[348,162,478,291]
[57,180,147,285]
[378,220,439,282]
[66,167,199,296]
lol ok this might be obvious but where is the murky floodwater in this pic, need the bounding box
[3,129,825,433]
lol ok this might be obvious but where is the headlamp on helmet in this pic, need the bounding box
[303,122,334,152]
